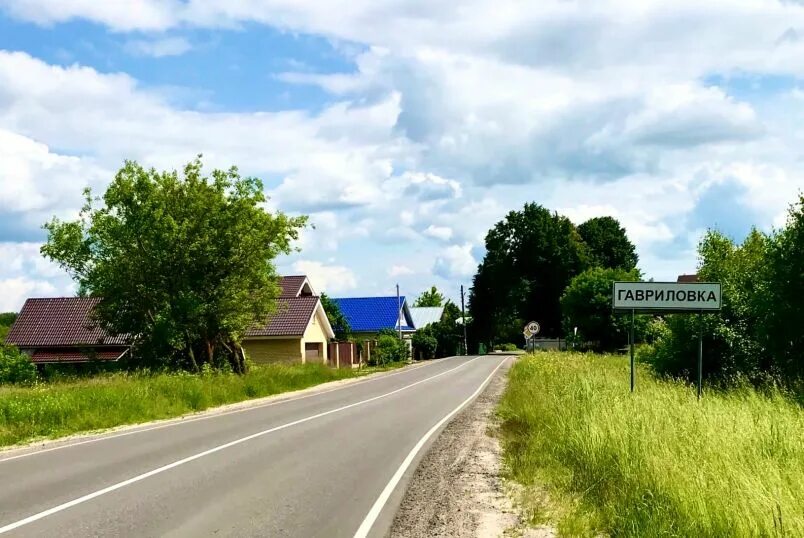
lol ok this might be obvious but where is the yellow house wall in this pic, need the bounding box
[302,308,329,364]
[243,338,303,364]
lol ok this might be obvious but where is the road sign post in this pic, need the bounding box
[613,282,721,397]
[523,321,540,353]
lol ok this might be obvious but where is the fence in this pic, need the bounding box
[327,342,357,368]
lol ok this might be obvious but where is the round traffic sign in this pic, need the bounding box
[524,321,540,337]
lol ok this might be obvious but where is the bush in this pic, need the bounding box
[373,335,409,365]
[0,345,37,384]
[501,343,519,352]
[412,327,438,359]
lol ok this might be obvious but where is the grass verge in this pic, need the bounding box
[498,352,804,537]
[0,362,403,448]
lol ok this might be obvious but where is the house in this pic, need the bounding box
[4,297,129,364]
[4,275,334,365]
[677,274,699,283]
[241,275,335,364]
[409,306,445,330]
[331,296,415,342]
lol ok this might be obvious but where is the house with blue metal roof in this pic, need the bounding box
[330,296,415,337]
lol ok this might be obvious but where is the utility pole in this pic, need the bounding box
[460,285,468,355]
[397,283,402,340]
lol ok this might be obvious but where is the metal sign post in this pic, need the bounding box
[523,321,540,353]
[612,281,721,398]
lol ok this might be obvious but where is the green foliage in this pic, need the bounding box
[373,335,409,365]
[763,193,804,380]
[411,327,438,359]
[428,301,463,357]
[499,353,804,536]
[0,362,399,447]
[498,343,519,352]
[469,203,590,344]
[413,286,445,307]
[0,312,16,342]
[577,216,638,271]
[561,267,648,351]
[0,345,37,384]
[643,229,772,383]
[320,293,351,340]
[41,157,307,373]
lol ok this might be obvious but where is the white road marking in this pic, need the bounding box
[353,355,510,538]
[0,356,481,534]
[0,356,462,464]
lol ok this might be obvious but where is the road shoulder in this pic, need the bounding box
[389,358,556,538]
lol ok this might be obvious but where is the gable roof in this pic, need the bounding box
[5,297,128,348]
[331,296,414,333]
[677,274,699,283]
[246,296,325,338]
[409,306,445,329]
[279,275,314,298]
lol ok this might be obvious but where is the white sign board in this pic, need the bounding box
[613,282,721,312]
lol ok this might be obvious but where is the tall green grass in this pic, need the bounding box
[498,352,804,537]
[0,363,396,447]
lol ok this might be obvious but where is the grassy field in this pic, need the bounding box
[0,362,400,448]
[498,352,804,537]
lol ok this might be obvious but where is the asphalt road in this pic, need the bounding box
[0,355,511,537]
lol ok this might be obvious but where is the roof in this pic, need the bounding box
[279,275,311,298]
[246,296,325,337]
[409,306,445,329]
[331,296,415,333]
[677,274,699,283]
[5,297,128,348]
[30,348,128,364]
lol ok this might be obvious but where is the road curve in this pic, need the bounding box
[0,355,511,537]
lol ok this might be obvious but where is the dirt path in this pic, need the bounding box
[389,359,556,538]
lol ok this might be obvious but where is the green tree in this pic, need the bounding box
[320,293,351,341]
[763,194,804,379]
[578,216,638,271]
[414,286,445,307]
[0,312,17,342]
[430,301,463,357]
[41,157,307,373]
[561,267,646,351]
[411,327,438,359]
[469,203,590,344]
[645,229,770,382]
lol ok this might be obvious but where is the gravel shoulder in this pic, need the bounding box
[389,358,557,538]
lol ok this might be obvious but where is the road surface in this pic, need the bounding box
[0,355,510,537]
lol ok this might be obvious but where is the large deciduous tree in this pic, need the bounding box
[469,203,589,344]
[561,267,646,351]
[414,286,445,307]
[41,157,307,373]
[577,216,638,271]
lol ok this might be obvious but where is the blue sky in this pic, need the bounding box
[0,0,802,310]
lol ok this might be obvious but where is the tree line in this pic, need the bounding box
[468,203,639,347]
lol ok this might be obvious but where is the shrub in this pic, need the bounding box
[412,329,438,359]
[373,335,409,365]
[501,343,519,352]
[0,345,37,384]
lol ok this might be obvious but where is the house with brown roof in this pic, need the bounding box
[5,276,335,366]
[242,275,335,364]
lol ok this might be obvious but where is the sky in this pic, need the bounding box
[0,0,803,311]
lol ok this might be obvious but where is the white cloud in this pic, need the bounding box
[423,225,453,241]
[388,265,414,277]
[433,243,477,280]
[124,36,192,58]
[292,260,357,293]
[0,277,57,311]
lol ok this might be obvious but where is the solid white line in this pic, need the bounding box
[0,356,481,534]
[0,356,463,464]
[353,355,510,538]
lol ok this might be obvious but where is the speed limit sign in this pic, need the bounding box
[524,321,540,337]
